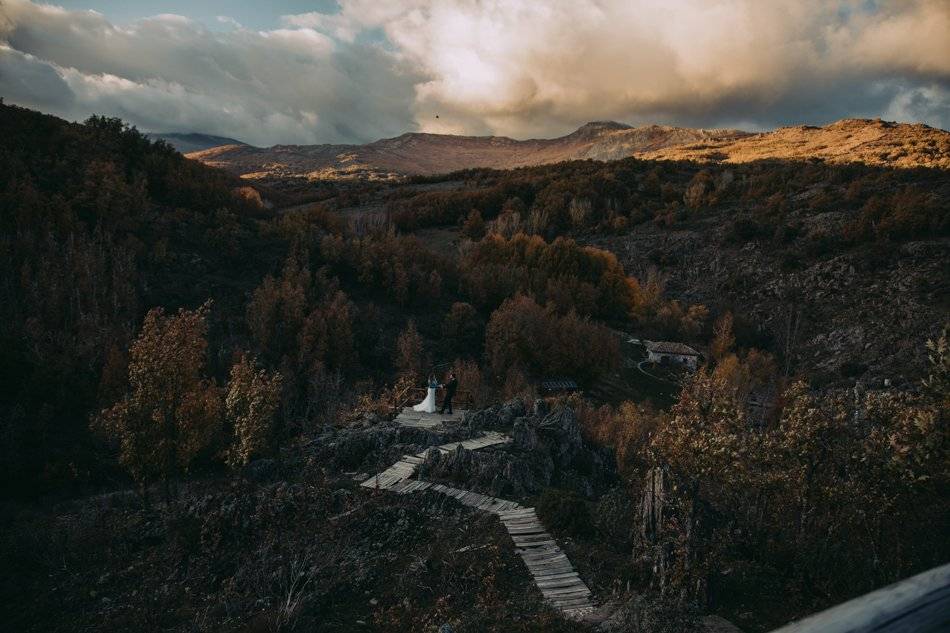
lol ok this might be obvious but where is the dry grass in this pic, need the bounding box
[644,118,950,169]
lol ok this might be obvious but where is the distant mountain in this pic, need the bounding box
[641,119,950,169]
[186,122,749,180]
[186,119,950,181]
[146,132,248,154]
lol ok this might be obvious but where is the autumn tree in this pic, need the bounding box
[246,251,312,360]
[396,320,425,380]
[442,301,483,354]
[93,302,221,501]
[484,295,619,383]
[298,290,358,376]
[450,358,487,407]
[642,338,950,609]
[225,355,283,468]
[709,311,735,361]
[922,324,949,406]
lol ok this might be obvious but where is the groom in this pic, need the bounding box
[439,372,458,415]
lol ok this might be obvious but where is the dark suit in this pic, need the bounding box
[440,377,458,414]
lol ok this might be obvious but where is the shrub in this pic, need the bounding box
[461,209,486,240]
[537,488,594,538]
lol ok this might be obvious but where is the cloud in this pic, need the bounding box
[355,0,950,136]
[0,0,420,145]
[0,0,947,145]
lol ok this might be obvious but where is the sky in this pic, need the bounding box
[1,0,948,146]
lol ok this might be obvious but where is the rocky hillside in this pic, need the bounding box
[586,220,947,388]
[642,119,950,169]
[186,122,748,181]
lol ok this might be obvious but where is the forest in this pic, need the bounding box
[1,103,947,632]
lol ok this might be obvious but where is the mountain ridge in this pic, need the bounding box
[184,118,950,181]
[186,121,750,180]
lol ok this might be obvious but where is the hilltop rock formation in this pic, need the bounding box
[307,400,616,499]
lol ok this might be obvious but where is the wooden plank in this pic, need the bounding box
[502,517,544,530]
[537,578,587,589]
[545,592,591,605]
[503,521,543,530]
[521,549,566,560]
[540,581,590,592]
[525,560,572,572]
[527,564,575,575]
[540,576,586,586]
[514,542,557,551]
[501,516,542,526]
[549,595,592,604]
[534,571,580,581]
[512,535,555,545]
[541,587,592,599]
[541,587,591,597]
[523,553,569,563]
[499,513,541,527]
[507,527,548,536]
[521,554,568,566]
[498,506,536,515]
[551,602,593,610]
[504,520,545,528]
[517,541,560,550]
[522,552,568,563]
[498,505,535,513]
[519,545,563,555]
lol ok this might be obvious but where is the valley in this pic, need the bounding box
[3,1,949,631]
[1,103,947,633]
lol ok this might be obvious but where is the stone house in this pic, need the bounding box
[644,341,701,370]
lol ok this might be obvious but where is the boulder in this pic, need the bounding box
[538,407,584,465]
[512,416,539,451]
[498,399,526,425]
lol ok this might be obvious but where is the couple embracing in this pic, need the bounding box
[413,372,458,415]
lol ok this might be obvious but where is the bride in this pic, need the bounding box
[413,374,439,413]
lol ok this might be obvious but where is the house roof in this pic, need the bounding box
[645,341,701,356]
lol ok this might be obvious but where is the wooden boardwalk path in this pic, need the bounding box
[359,423,594,618]
[393,407,469,429]
[359,431,510,491]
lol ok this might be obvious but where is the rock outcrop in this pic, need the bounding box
[308,400,615,499]
[421,404,615,498]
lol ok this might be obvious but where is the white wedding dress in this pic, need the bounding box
[413,381,438,413]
